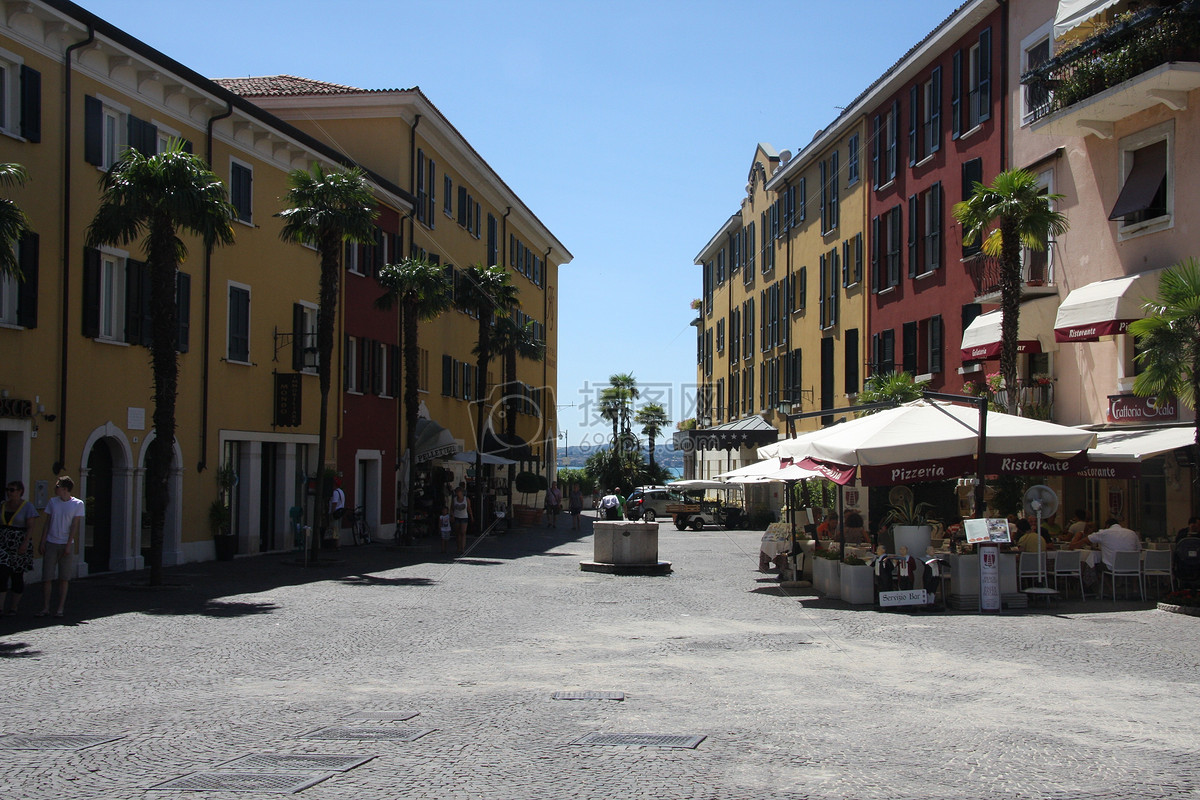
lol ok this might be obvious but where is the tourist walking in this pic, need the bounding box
[38,476,84,618]
[0,480,38,615]
[568,484,584,530]
[451,486,472,555]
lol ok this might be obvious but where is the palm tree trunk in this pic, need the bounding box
[145,217,179,586]
[402,299,420,545]
[313,235,340,559]
[998,218,1022,415]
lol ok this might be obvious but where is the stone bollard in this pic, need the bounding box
[581,520,672,575]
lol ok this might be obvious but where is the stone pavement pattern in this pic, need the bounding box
[2,515,1199,799]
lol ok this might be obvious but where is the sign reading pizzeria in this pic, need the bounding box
[1107,394,1177,424]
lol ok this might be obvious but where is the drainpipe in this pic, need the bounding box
[998,0,1009,171]
[54,26,96,475]
[197,101,234,474]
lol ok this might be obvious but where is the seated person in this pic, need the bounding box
[1088,518,1141,573]
[1067,508,1094,550]
[1176,516,1200,544]
[816,514,837,541]
[838,509,869,546]
[1014,518,1046,554]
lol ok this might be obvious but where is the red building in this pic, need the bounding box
[866,0,1006,391]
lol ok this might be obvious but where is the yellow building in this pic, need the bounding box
[0,1,412,572]
[689,123,868,483]
[218,78,572,500]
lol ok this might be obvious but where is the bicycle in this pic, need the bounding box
[350,506,372,545]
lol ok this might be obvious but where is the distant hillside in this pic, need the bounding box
[559,443,683,475]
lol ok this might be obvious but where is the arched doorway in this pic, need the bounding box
[85,439,114,574]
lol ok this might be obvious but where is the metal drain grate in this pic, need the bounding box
[553,691,625,701]
[0,734,125,750]
[218,754,373,772]
[343,711,419,721]
[151,771,334,793]
[572,733,706,749]
[298,726,434,742]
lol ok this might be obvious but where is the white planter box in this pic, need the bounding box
[814,558,841,599]
[839,564,874,605]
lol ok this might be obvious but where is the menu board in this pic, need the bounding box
[963,517,1011,544]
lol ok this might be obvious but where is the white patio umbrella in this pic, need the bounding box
[764,399,1097,485]
[452,450,517,466]
[716,458,826,483]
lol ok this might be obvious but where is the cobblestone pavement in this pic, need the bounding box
[2,514,1198,799]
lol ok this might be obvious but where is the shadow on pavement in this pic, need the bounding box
[0,514,599,632]
[0,641,41,658]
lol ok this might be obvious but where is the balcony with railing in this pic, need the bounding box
[965,246,1058,303]
[1022,1,1200,138]
[962,378,1056,421]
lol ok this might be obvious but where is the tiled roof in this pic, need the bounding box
[213,74,409,97]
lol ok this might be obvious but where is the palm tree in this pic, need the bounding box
[609,373,639,448]
[598,388,623,451]
[0,162,31,278]
[493,314,546,440]
[277,164,377,555]
[375,257,452,530]
[1130,258,1200,513]
[634,403,670,470]
[457,263,520,523]
[856,371,929,415]
[953,169,1069,413]
[86,141,235,585]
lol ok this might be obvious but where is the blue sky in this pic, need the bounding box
[81,0,964,453]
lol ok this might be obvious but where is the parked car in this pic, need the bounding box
[625,486,672,522]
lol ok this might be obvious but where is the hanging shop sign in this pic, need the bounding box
[274,373,302,428]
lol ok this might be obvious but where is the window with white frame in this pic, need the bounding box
[99,251,126,342]
[376,340,390,396]
[1111,121,1172,237]
[1021,22,1053,124]
[345,336,359,392]
[292,302,318,372]
[967,28,992,130]
[103,103,122,169]
[0,50,19,136]
[227,282,250,362]
[847,134,859,186]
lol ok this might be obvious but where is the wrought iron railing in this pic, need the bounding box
[964,248,1053,297]
[1021,1,1200,123]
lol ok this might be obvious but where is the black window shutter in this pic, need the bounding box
[230,287,249,362]
[799,266,806,310]
[128,115,155,157]
[908,85,918,166]
[176,271,191,353]
[842,240,851,287]
[871,334,880,376]
[931,182,942,270]
[389,344,400,397]
[902,321,917,374]
[373,228,384,276]
[84,95,103,166]
[181,138,194,154]
[830,250,839,326]
[870,216,881,293]
[978,28,992,123]
[951,50,963,139]
[19,66,40,142]
[871,116,881,188]
[908,194,919,277]
[292,303,305,371]
[344,336,353,391]
[82,248,100,337]
[131,260,153,346]
[819,161,828,233]
[930,315,943,373]
[855,233,864,284]
[16,231,38,328]
[930,66,942,153]
[442,354,453,396]
[124,259,144,345]
[457,186,467,226]
[830,151,839,230]
[818,255,826,327]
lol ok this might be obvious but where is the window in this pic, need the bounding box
[0,51,40,142]
[230,160,253,224]
[928,315,944,374]
[487,214,498,266]
[418,347,429,392]
[0,231,37,327]
[375,340,390,396]
[902,321,918,374]
[716,318,725,353]
[873,329,895,375]
[798,177,807,222]
[1021,23,1053,123]
[415,149,427,225]
[968,28,992,130]
[843,232,863,287]
[798,265,807,310]
[923,68,941,158]
[872,207,903,292]
[961,158,983,256]
[84,95,129,169]
[1024,170,1054,283]
[444,174,453,216]
[886,101,899,183]
[1111,122,1172,236]
[872,115,883,189]
[844,328,859,395]
[292,302,318,372]
[729,308,740,363]
[227,283,250,362]
[819,250,839,330]
[820,152,839,234]
[345,336,360,392]
[426,159,436,228]
[847,134,859,185]
[908,182,942,277]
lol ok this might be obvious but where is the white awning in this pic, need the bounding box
[1054,0,1122,39]
[414,418,459,464]
[1087,426,1195,462]
[1054,269,1163,342]
[961,297,1059,361]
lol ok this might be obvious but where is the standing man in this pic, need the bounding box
[545,482,563,528]
[326,477,345,549]
[38,476,85,618]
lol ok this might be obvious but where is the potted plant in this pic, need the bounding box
[838,553,874,605]
[882,495,936,558]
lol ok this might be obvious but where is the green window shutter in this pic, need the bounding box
[84,96,103,166]
[908,194,919,278]
[292,303,305,371]
[16,231,38,328]
[978,28,992,123]
[81,248,100,338]
[19,66,40,142]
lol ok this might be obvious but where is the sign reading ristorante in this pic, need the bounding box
[1107,394,1177,424]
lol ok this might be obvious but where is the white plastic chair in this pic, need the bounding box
[1142,549,1173,597]
[1101,550,1144,602]
[1051,550,1086,599]
[1018,551,1048,588]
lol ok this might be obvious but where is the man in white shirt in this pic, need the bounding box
[1088,517,1141,571]
[38,476,85,618]
[598,489,622,521]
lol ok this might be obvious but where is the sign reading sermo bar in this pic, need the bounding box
[1108,394,1178,424]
